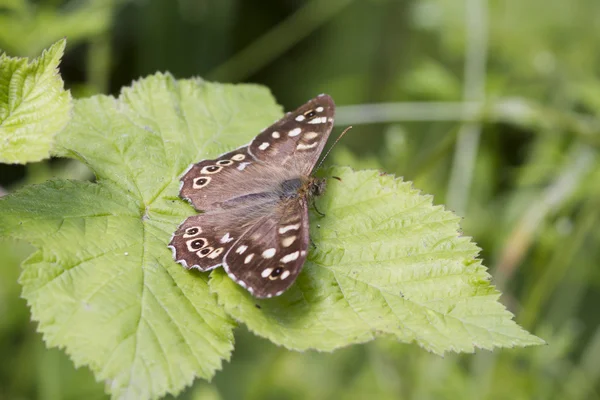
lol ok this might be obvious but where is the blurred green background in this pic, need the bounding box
[1,0,600,399]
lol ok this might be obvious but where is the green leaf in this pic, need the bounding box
[210,167,545,354]
[0,39,71,164]
[0,73,283,399]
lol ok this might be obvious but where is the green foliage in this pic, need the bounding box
[0,73,542,398]
[0,39,71,164]
[0,74,286,399]
[0,0,112,57]
[212,166,542,353]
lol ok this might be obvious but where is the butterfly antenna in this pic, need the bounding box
[316,125,353,171]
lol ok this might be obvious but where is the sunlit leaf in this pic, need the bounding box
[0,39,71,163]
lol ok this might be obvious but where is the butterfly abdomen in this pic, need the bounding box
[279,178,303,199]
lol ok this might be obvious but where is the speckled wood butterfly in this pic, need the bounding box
[169,94,335,298]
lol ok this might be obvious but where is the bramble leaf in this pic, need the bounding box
[0,73,283,399]
[210,167,545,354]
[0,39,71,163]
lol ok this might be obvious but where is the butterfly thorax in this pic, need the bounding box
[279,177,325,200]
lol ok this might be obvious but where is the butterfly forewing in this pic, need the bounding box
[223,198,310,298]
[248,94,334,175]
[171,94,335,298]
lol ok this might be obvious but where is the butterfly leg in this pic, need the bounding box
[312,201,326,217]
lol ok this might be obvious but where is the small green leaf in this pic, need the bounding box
[0,39,72,163]
[211,167,545,354]
[0,73,283,399]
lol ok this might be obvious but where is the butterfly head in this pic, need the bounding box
[308,177,326,198]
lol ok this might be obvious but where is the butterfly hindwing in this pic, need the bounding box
[168,210,258,271]
[223,198,310,298]
[248,94,335,175]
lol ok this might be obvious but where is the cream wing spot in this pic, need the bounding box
[262,248,276,258]
[295,115,305,121]
[197,247,213,258]
[297,142,318,150]
[235,245,248,254]
[279,224,301,234]
[281,251,300,263]
[258,142,270,150]
[272,131,280,139]
[217,159,234,166]
[193,176,211,189]
[186,238,207,251]
[316,106,324,112]
[183,226,201,238]
[280,270,291,280]
[237,162,251,171]
[220,232,234,243]
[261,268,273,278]
[231,153,246,161]
[208,247,224,259]
[244,254,254,264]
[288,128,302,137]
[308,116,327,124]
[268,267,284,280]
[281,235,296,247]
[200,165,222,174]
[304,132,319,140]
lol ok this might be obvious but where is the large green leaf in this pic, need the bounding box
[211,167,544,353]
[0,73,282,399]
[0,39,71,163]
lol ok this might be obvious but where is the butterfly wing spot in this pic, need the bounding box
[208,247,224,259]
[197,247,213,258]
[295,115,306,122]
[280,270,291,280]
[201,165,222,174]
[268,267,284,280]
[237,162,251,171]
[258,142,270,150]
[193,177,211,189]
[303,110,316,118]
[281,251,300,263]
[220,232,234,243]
[308,116,327,124]
[183,226,201,237]
[271,131,280,139]
[297,142,318,151]
[279,224,301,234]
[281,235,296,247]
[244,254,255,264]
[262,248,276,258]
[186,238,207,251]
[304,132,319,140]
[217,160,234,166]
[288,128,302,137]
[316,106,324,112]
[261,268,273,278]
[231,153,246,161]
[235,245,248,254]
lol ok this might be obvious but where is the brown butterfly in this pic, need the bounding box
[169,94,335,298]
